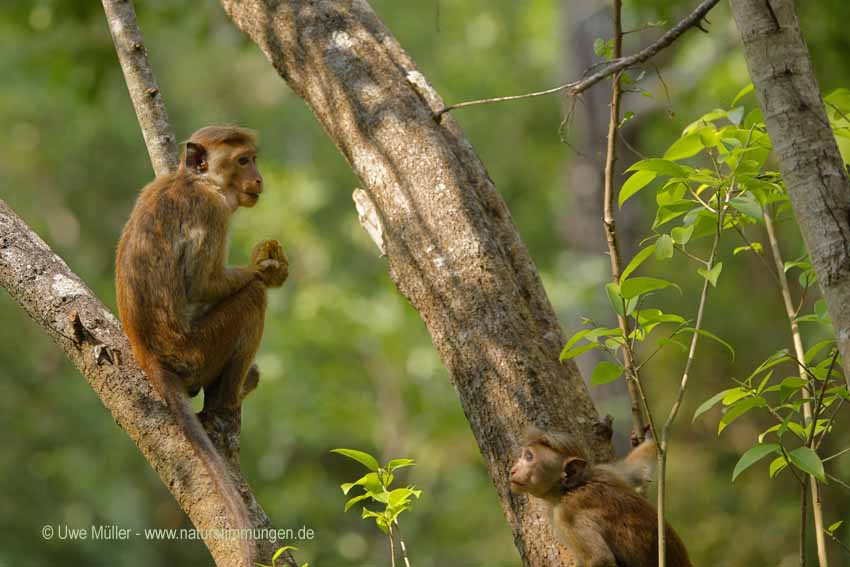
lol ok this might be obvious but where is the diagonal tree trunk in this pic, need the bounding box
[730,1,846,565]
[219,1,613,563]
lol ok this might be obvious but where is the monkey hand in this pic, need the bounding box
[251,239,289,288]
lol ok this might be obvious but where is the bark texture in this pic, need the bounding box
[0,200,282,566]
[730,0,850,387]
[219,1,612,563]
[101,0,179,176]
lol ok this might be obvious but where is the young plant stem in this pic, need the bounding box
[388,527,397,567]
[801,483,808,567]
[763,209,829,567]
[602,0,653,447]
[394,520,413,567]
[657,195,724,567]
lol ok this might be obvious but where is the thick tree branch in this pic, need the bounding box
[101,0,178,176]
[0,200,284,566]
[219,1,613,564]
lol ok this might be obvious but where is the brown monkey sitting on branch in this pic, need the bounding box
[115,125,288,566]
[510,428,691,567]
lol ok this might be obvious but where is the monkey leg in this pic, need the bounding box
[189,278,267,412]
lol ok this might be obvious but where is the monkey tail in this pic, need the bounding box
[152,365,255,567]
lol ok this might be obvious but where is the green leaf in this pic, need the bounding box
[828,521,844,535]
[769,455,788,478]
[805,340,835,364]
[722,387,749,406]
[664,132,705,161]
[591,361,623,386]
[344,493,372,512]
[693,389,737,422]
[387,487,421,509]
[718,397,766,434]
[788,447,826,482]
[560,341,601,361]
[619,171,657,207]
[621,277,680,299]
[697,262,723,287]
[387,458,416,472]
[733,243,762,255]
[779,376,809,401]
[561,329,590,357]
[732,443,781,482]
[593,38,606,57]
[655,234,674,260]
[626,158,687,178]
[730,193,763,221]
[731,83,754,106]
[331,449,380,472]
[677,327,735,360]
[621,244,656,281]
[605,282,637,317]
[340,472,383,495]
[671,224,695,245]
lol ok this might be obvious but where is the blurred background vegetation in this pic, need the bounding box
[1,1,849,566]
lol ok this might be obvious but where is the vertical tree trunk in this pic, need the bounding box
[730,0,850,390]
[731,1,843,565]
[219,1,613,563]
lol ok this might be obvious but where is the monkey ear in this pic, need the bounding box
[185,142,208,173]
[562,456,587,479]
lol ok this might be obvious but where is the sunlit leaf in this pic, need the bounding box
[619,171,657,207]
[621,244,656,281]
[626,158,687,178]
[671,224,695,245]
[331,449,380,472]
[718,397,766,433]
[664,132,704,161]
[697,262,723,287]
[731,84,754,107]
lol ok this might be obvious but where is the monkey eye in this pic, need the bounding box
[238,156,251,166]
[524,449,533,461]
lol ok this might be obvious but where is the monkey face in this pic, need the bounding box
[510,444,563,498]
[184,137,264,210]
[229,149,263,208]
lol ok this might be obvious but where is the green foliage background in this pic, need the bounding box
[0,1,848,566]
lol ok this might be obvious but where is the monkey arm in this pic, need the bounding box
[559,513,617,567]
[189,266,258,305]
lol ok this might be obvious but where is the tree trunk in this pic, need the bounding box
[731,1,845,565]
[730,0,850,389]
[219,1,612,564]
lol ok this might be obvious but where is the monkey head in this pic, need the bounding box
[510,428,589,499]
[181,125,264,210]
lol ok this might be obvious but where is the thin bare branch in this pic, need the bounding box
[763,208,830,567]
[601,0,651,447]
[436,0,720,116]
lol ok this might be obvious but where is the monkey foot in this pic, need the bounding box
[240,364,260,402]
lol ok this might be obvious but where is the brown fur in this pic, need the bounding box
[510,428,691,567]
[115,125,287,567]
